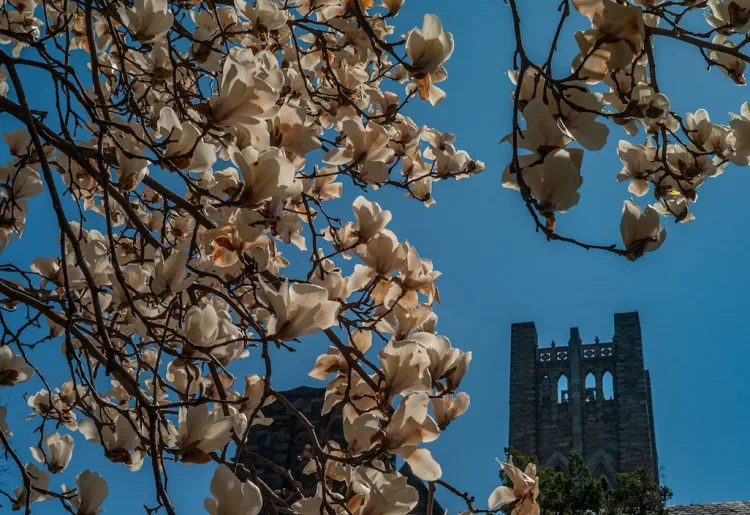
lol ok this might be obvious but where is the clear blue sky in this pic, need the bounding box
[3,0,750,512]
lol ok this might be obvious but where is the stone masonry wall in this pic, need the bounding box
[509,312,659,486]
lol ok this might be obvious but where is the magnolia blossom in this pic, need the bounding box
[176,404,233,464]
[208,57,279,126]
[352,196,391,242]
[617,140,654,196]
[12,462,50,510]
[236,374,274,425]
[3,166,43,200]
[205,464,263,515]
[79,413,143,471]
[381,0,405,15]
[232,147,300,205]
[383,393,441,481]
[572,0,644,83]
[0,345,34,387]
[151,249,195,295]
[68,470,109,515]
[157,107,216,173]
[115,142,149,191]
[322,120,394,167]
[405,14,454,104]
[620,200,666,261]
[185,303,220,347]
[432,393,470,430]
[709,35,747,85]
[503,149,584,228]
[120,0,173,42]
[516,100,572,156]
[706,0,750,33]
[488,457,540,515]
[350,467,419,515]
[262,280,339,341]
[235,0,287,31]
[31,432,74,473]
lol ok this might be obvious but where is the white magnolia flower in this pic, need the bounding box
[120,0,173,42]
[352,196,391,242]
[488,457,540,515]
[115,142,149,191]
[208,57,279,126]
[237,374,274,425]
[157,107,216,173]
[232,147,300,205]
[351,467,419,515]
[3,130,31,156]
[176,404,233,463]
[322,120,394,166]
[204,464,263,515]
[12,462,51,510]
[383,393,441,481]
[309,330,371,381]
[151,249,195,296]
[432,393,470,430]
[31,432,74,473]
[516,149,584,218]
[709,35,747,85]
[185,303,220,347]
[235,0,287,31]
[350,229,409,290]
[516,99,572,156]
[616,140,654,197]
[0,345,34,387]
[406,14,454,103]
[620,200,666,261]
[379,338,431,396]
[572,0,645,84]
[685,109,717,151]
[261,280,339,341]
[706,0,750,34]
[416,332,471,389]
[79,412,143,471]
[381,0,404,15]
[8,166,43,200]
[68,470,109,515]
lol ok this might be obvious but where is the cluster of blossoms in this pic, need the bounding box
[0,0,499,512]
[503,0,750,260]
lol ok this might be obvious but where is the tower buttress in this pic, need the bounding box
[614,312,658,477]
[568,327,584,455]
[508,322,538,458]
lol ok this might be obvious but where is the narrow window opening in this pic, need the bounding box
[557,375,569,404]
[603,371,615,400]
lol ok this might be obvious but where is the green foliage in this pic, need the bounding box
[499,447,672,515]
[603,468,673,515]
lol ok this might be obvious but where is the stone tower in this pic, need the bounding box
[508,312,658,488]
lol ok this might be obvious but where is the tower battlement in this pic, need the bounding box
[508,312,658,487]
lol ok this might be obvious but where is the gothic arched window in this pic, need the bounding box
[585,372,596,402]
[603,371,615,400]
[557,375,568,404]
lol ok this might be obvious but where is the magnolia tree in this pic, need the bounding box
[0,0,745,513]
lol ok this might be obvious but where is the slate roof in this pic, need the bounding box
[668,501,750,515]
